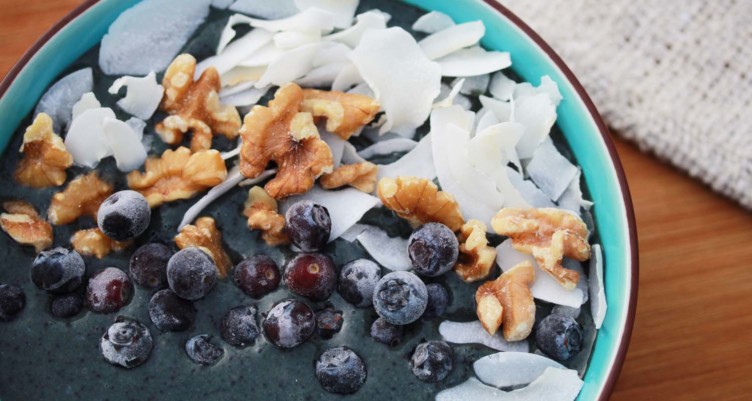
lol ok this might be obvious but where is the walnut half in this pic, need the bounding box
[475,261,536,341]
[48,172,113,225]
[0,201,53,252]
[454,219,497,282]
[300,88,380,140]
[243,186,289,246]
[376,176,464,232]
[319,162,378,193]
[175,217,233,278]
[14,113,73,188]
[71,228,131,259]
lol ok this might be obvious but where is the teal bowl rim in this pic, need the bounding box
[0,1,638,400]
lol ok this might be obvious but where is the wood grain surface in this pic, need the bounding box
[1,1,751,400]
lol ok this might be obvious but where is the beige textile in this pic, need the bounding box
[499,0,752,209]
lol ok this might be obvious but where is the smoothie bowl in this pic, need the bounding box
[0,0,637,400]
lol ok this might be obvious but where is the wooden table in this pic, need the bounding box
[2,1,751,399]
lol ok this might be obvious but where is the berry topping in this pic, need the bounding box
[97,190,151,241]
[220,305,260,348]
[315,346,367,395]
[166,247,217,300]
[129,243,171,288]
[410,341,453,383]
[100,317,153,369]
[408,223,459,277]
[315,307,343,339]
[285,200,331,252]
[30,247,85,294]
[233,255,280,299]
[338,259,381,308]
[372,271,427,325]
[535,314,584,362]
[262,299,315,349]
[423,283,450,319]
[50,292,83,318]
[284,253,337,301]
[148,289,196,332]
[370,317,403,347]
[185,334,224,366]
[0,284,25,322]
[86,267,133,314]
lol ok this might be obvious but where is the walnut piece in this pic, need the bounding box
[239,83,333,199]
[156,54,241,152]
[14,113,73,188]
[127,147,228,207]
[492,208,590,290]
[376,176,464,231]
[454,219,497,282]
[48,172,113,225]
[71,228,131,259]
[319,162,378,193]
[243,186,289,246]
[0,201,52,252]
[475,261,536,341]
[175,217,233,278]
[300,89,380,140]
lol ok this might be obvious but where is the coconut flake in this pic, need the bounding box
[412,11,454,34]
[558,169,594,213]
[220,86,269,107]
[479,96,513,123]
[255,42,327,88]
[473,107,498,134]
[506,167,556,208]
[350,28,442,136]
[340,223,368,242]
[474,352,565,389]
[228,0,298,20]
[220,81,256,98]
[102,117,147,172]
[332,64,365,91]
[108,72,164,120]
[489,71,516,101]
[526,138,578,201]
[468,123,529,208]
[296,63,347,88]
[514,94,557,159]
[437,47,511,77]
[515,76,563,106]
[433,79,465,109]
[342,142,366,164]
[456,74,489,96]
[436,367,583,401]
[238,168,278,186]
[320,131,346,168]
[419,21,485,60]
[222,66,267,87]
[324,10,389,47]
[71,92,101,120]
[294,0,358,29]
[200,28,273,76]
[552,305,581,319]
[274,30,322,50]
[238,42,285,67]
[65,108,116,168]
[35,68,93,132]
[377,133,436,181]
[439,321,530,353]
[358,138,417,159]
[355,226,412,271]
[589,244,606,329]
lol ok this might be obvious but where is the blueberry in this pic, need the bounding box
[220,305,260,348]
[410,341,453,383]
[285,200,331,252]
[315,346,367,395]
[370,317,403,347]
[407,223,459,277]
[535,314,584,362]
[0,284,25,322]
[129,243,171,288]
[100,317,153,369]
[148,289,196,332]
[284,253,337,301]
[423,283,450,319]
[315,307,343,339]
[233,255,280,299]
[86,267,133,314]
[338,259,381,308]
[97,190,151,241]
[185,334,224,366]
[30,247,85,293]
[372,271,427,325]
[166,247,217,300]
[50,292,83,318]
[262,299,315,349]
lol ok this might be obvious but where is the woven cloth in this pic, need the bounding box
[499,0,752,209]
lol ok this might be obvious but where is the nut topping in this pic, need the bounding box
[70,228,131,259]
[319,162,378,193]
[0,201,53,252]
[475,261,535,341]
[14,113,73,188]
[454,219,497,283]
[48,172,113,225]
[243,186,289,246]
[376,176,464,231]
[175,217,233,278]
[300,89,381,140]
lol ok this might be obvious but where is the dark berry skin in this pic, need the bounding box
[129,243,171,288]
[535,314,584,362]
[370,317,403,347]
[423,283,450,319]
[50,292,83,318]
[408,223,459,277]
[0,284,25,322]
[262,299,315,349]
[315,307,343,339]
[338,259,381,308]
[86,268,133,314]
[315,346,367,395]
[97,190,151,241]
[233,256,280,299]
[410,341,454,383]
[284,253,337,301]
[100,317,153,369]
[148,289,196,332]
[285,200,331,252]
[185,335,224,366]
[372,271,427,325]
[30,247,85,294]
[220,305,260,348]
[166,248,217,301]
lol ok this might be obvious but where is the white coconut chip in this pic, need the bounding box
[355,226,412,271]
[377,133,436,181]
[221,143,241,160]
[108,72,164,120]
[515,76,563,106]
[220,86,269,107]
[488,71,516,101]
[341,142,366,164]
[312,42,352,67]
[320,131,346,168]
[473,107,499,134]
[433,80,466,109]
[350,27,442,136]
[200,28,273,76]
[238,42,284,67]
[526,138,579,201]
[71,92,101,120]
[505,167,556,208]
[496,239,584,307]
[419,21,485,60]
[436,367,583,401]
[273,30,322,50]
[456,74,489,96]
[438,321,530,353]
[238,168,277,186]
[324,10,389,48]
[557,169,594,213]
[220,81,256,98]
[254,42,328,88]
[358,138,417,159]
[436,47,511,77]
[296,63,347,88]
[294,0,358,29]
[346,82,375,98]
[221,66,267,87]
[468,123,529,208]
[65,107,117,168]
[479,95,513,123]
[35,68,93,132]
[102,117,147,172]
[513,94,557,159]
[589,244,606,329]
[339,223,369,242]
[331,64,365,91]
[228,0,298,20]
[474,352,565,389]
[552,305,581,319]
[412,11,455,34]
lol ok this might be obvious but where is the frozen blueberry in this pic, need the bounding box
[185,334,224,366]
[372,271,427,325]
[100,317,153,369]
[370,317,403,347]
[315,346,367,395]
[30,247,85,293]
[285,200,331,252]
[50,292,83,318]
[535,314,584,362]
[407,223,459,277]
[423,283,450,319]
[129,243,171,288]
[0,284,25,322]
[97,190,151,241]
[262,299,315,349]
[166,247,217,300]
[86,267,133,314]
[148,289,196,332]
[284,253,337,302]
[410,341,453,383]
[233,255,280,299]
[338,259,381,308]
[220,305,260,348]
[315,307,343,339]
